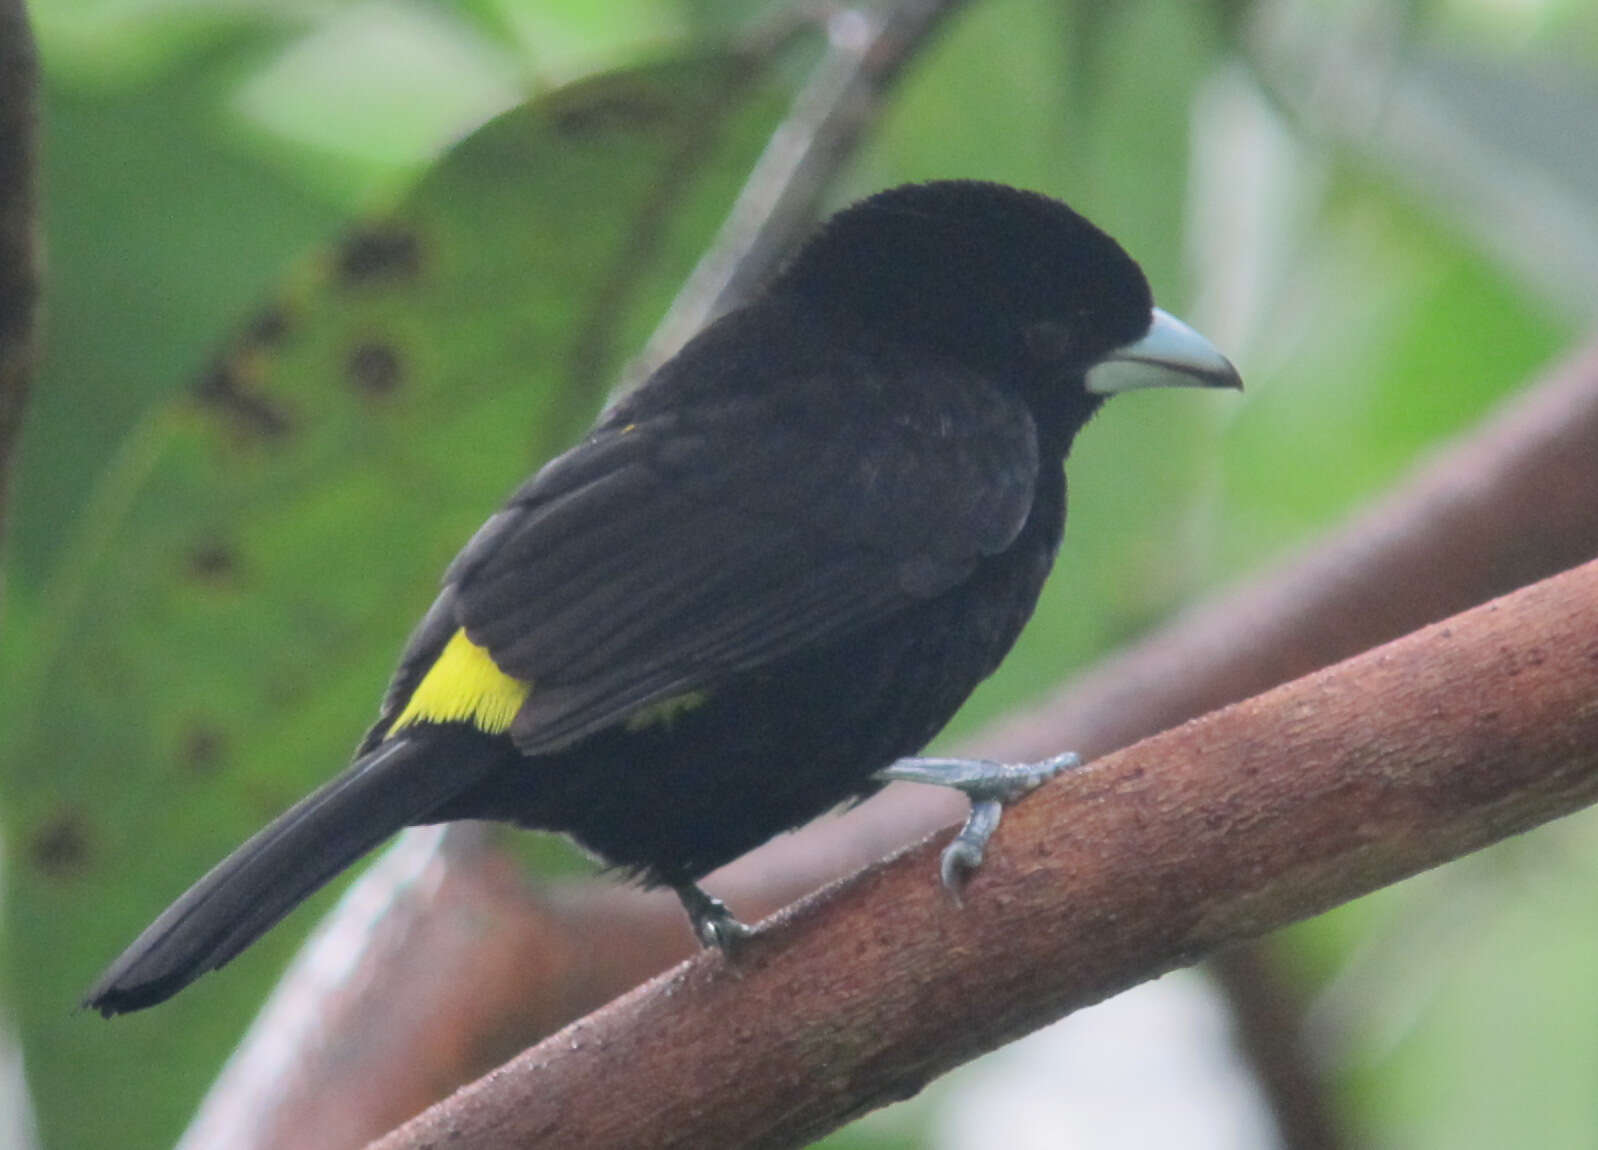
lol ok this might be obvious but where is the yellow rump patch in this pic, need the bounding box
[389,629,531,737]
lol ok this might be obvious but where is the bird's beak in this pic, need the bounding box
[1084,308,1242,396]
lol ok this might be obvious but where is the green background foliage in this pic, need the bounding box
[3,0,1595,1146]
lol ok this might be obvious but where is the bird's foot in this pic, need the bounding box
[872,750,1081,899]
[674,882,753,952]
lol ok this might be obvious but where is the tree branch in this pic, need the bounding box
[369,557,1598,1149]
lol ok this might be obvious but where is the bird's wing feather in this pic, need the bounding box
[450,367,1039,753]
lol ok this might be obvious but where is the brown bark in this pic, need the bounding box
[369,558,1598,1149]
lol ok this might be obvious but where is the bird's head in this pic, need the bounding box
[771,180,1240,440]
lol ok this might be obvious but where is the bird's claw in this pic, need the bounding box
[675,883,752,953]
[938,820,991,902]
[695,904,753,952]
[874,750,1084,898]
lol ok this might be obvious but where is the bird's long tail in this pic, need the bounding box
[84,733,493,1016]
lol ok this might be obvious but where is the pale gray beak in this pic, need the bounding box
[1084,308,1242,395]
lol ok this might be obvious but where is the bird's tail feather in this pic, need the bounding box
[85,733,491,1016]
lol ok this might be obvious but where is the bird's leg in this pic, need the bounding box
[872,750,1081,896]
[674,882,753,952]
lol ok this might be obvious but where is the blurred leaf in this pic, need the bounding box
[848,0,1076,195]
[1365,834,1598,1150]
[232,0,527,194]
[1218,162,1569,573]
[463,0,690,83]
[15,31,345,589]
[30,0,290,90]
[1295,821,1598,1150]
[1,46,792,1150]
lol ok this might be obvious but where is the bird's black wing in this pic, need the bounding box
[447,365,1039,753]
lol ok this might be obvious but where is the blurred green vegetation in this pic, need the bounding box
[3,0,1596,1147]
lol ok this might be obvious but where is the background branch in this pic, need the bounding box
[1207,944,1340,1150]
[371,557,1598,1149]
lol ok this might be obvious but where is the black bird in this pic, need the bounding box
[86,180,1239,1015]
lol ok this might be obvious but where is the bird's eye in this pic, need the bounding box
[1024,320,1076,361]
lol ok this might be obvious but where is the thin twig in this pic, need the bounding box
[617,0,969,390]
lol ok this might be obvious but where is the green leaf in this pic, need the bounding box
[1216,163,1571,574]
[1,47,791,1150]
[17,32,345,590]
